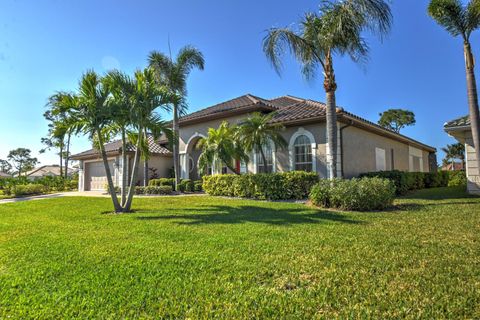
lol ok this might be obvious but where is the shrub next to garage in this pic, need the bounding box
[202,171,319,200]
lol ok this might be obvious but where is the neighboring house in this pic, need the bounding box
[0,172,12,178]
[441,162,464,171]
[26,165,77,180]
[72,94,437,191]
[444,115,479,194]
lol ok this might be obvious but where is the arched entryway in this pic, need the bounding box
[184,133,206,180]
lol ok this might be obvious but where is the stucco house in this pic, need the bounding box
[72,94,437,191]
[444,115,479,194]
[26,165,77,180]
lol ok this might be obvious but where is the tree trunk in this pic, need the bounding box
[121,129,127,207]
[96,129,122,213]
[259,146,269,173]
[143,129,149,187]
[123,129,143,212]
[464,41,480,174]
[64,131,71,179]
[324,52,338,179]
[172,103,181,188]
[59,143,64,178]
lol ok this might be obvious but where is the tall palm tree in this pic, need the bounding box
[198,122,248,175]
[263,0,392,178]
[74,71,122,212]
[236,112,287,173]
[429,0,480,172]
[148,46,205,189]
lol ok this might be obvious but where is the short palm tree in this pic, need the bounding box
[429,0,480,172]
[236,112,287,173]
[263,0,391,178]
[74,70,122,212]
[442,143,465,170]
[198,122,248,175]
[148,46,205,189]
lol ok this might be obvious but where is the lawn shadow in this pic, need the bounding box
[135,204,364,226]
[400,186,479,201]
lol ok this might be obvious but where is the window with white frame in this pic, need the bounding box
[257,144,273,173]
[294,135,313,172]
[239,160,248,174]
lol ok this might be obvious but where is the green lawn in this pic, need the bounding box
[0,187,479,319]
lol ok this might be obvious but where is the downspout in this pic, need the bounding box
[339,120,354,178]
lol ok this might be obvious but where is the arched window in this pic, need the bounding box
[257,143,274,173]
[294,135,313,172]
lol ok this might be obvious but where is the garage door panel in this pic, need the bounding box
[85,161,114,191]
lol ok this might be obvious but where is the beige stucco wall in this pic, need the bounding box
[465,133,480,194]
[127,155,173,186]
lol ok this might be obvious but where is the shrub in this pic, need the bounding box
[135,186,173,195]
[447,170,467,187]
[5,184,46,197]
[194,180,203,192]
[203,172,319,200]
[149,178,176,190]
[179,179,195,193]
[309,178,395,211]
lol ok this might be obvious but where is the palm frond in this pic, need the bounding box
[428,0,468,39]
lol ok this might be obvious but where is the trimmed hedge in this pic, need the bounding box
[149,178,176,190]
[135,185,173,195]
[203,171,319,200]
[309,178,396,211]
[194,180,203,192]
[359,170,451,195]
[4,184,46,197]
[447,170,467,187]
[179,179,195,193]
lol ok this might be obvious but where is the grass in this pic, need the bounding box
[0,187,479,319]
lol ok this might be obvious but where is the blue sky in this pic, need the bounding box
[0,0,475,165]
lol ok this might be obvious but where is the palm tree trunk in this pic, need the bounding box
[96,129,122,213]
[324,53,338,179]
[143,129,149,187]
[173,103,181,188]
[259,147,269,173]
[464,41,480,174]
[59,142,63,178]
[64,131,71,179]
[121,128,127,207]
[123,129,143,212]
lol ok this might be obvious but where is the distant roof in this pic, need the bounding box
[71,135,171,160]
[444,115,470,130]
[0,171,12,178]
[26,165,77,177]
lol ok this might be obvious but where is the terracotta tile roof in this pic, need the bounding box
[444,115,470,129]
[179,94,277,124]
[71,135,171,160]
[269,95,304,108]
[270,99,327,123]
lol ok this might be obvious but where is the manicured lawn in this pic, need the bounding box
[0,187,479,318]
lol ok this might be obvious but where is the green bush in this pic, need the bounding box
[203,171,319,200]
[359,170,450,195]
[5,184,46,197]
[149,178,176,190]
[194,180,203,192]
[135,185,173,195]
[447,170,467,187]
[309,178,395,211]
[179,179,195,193]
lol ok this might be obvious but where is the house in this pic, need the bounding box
[72,94,437,191]
[0,172,12,178]
[441,161,464,171]
[444,115,479,194]
[26,165,77,180]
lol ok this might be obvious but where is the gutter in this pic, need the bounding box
[339,120,354,178]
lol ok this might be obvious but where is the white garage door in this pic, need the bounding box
[85,161,114,191]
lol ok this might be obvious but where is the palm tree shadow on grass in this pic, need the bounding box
[135,205,364,226]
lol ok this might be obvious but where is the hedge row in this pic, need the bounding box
[148,178,202,192]
[358,170,465,195]
[135,185,173,195]
[309,178,396,211]
[0,176,77,192]
[3,184,46,197]
[202,171,319,200]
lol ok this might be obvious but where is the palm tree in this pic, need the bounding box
[429,0,480,173]
[236,112,287,173]
[263,0,392,178]
[122,68,174,212]
[442,143,465,170]
[148,46,205,189]
[74,70,122,212]
[198,122,248,175]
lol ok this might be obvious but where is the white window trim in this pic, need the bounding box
[289,127,317,172]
